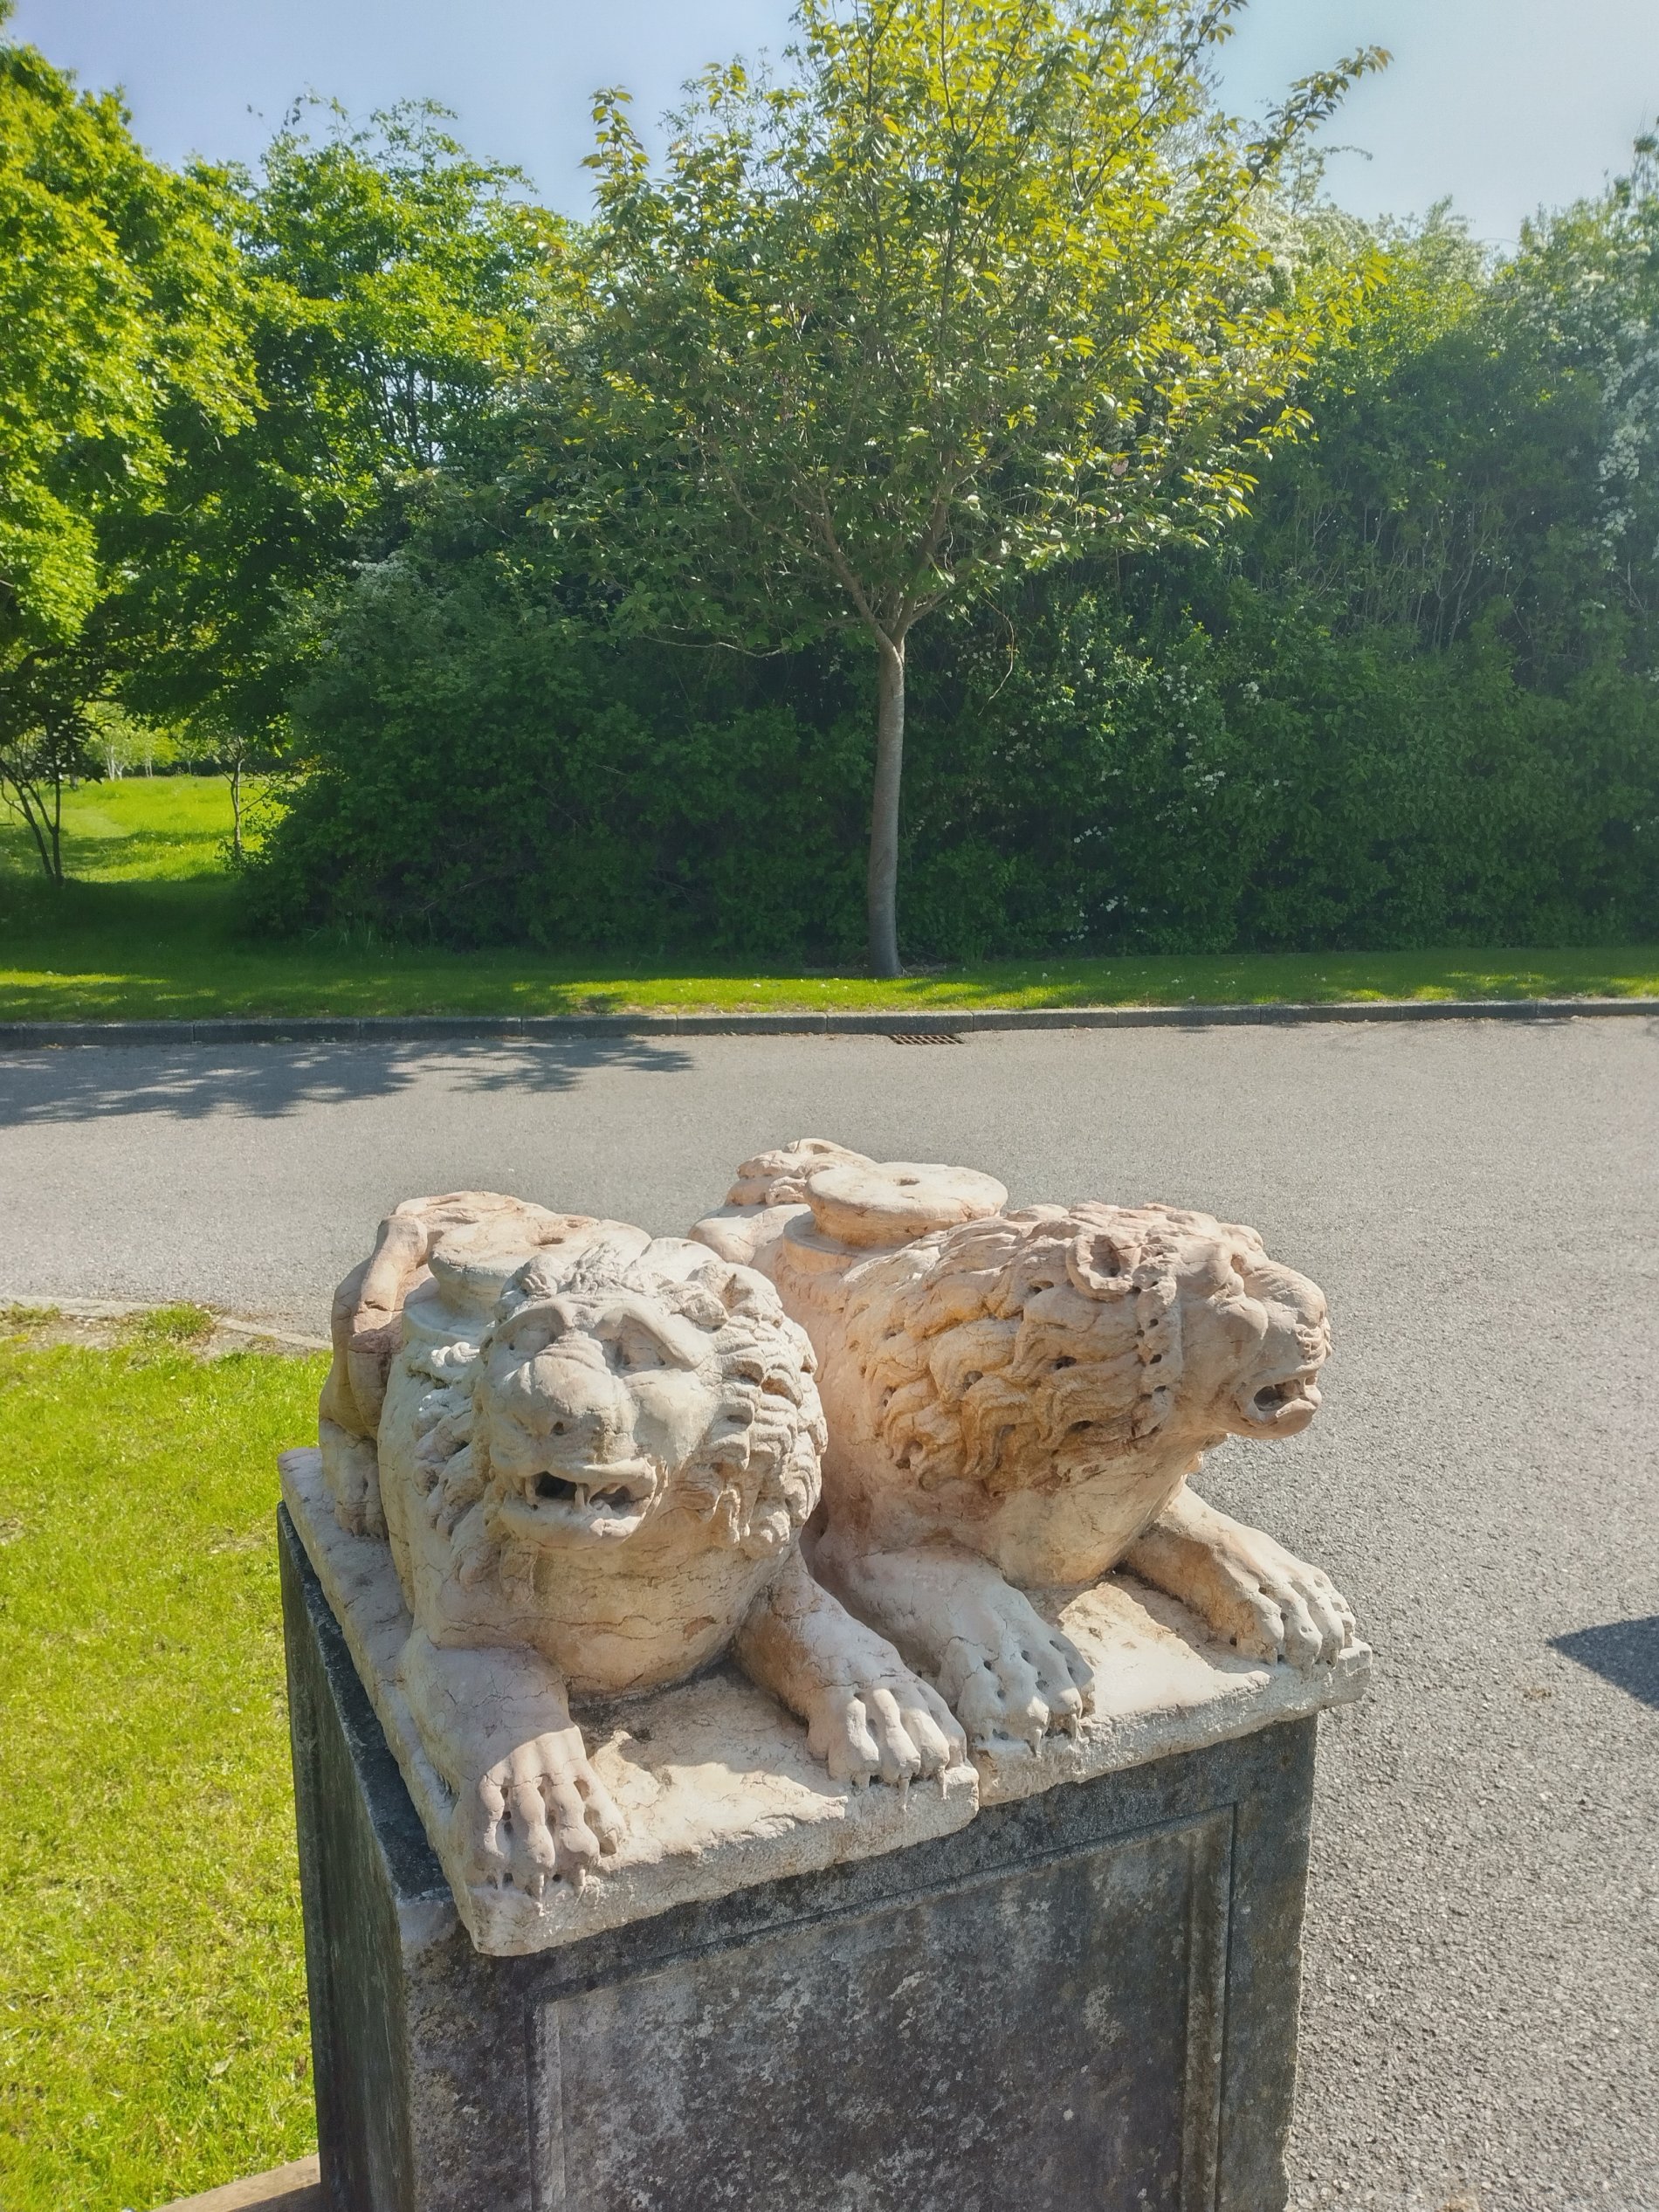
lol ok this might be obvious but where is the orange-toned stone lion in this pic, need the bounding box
[693,1142,1356,1751]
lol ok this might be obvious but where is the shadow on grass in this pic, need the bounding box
[5,873,1659,1017]
[56,824,229,872]
[0,1037,694,1125]
[0,872,238,933]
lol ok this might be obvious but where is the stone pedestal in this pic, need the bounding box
[280,1484,1366,2212]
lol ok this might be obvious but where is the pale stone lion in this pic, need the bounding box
[693,1144,1357,1751]
[319,1194,965,1896]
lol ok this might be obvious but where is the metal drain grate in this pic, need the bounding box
[888,1031,963,1044]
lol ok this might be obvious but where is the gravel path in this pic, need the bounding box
[3,1018,1656,2210]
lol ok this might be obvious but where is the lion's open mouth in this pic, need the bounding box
[533,1471,647,1512]
[1240,1371,1323,1430]
[499,1459,658,1541]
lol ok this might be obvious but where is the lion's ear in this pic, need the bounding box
[485,1298,567,1366]
[499,1251,579,1320]
[700,1263,783,1324]
[664,1279,727,1329]
[1066,1230,1139,1296]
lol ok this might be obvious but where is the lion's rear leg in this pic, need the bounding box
[320,1415,385,1539]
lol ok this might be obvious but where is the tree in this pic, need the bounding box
[117,100,565,753]
[0,2,251,878]
[0,651,96,883]
[569,0,1384,973]
[1233,146,1659,689]
[1505,127,1659,638]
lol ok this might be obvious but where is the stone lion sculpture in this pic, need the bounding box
[319,1193,965,1896]
[692,1143,1357,1751]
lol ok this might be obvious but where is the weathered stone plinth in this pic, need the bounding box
[281,1486,1365,2212]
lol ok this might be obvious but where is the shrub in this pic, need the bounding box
[244,552,1659,959]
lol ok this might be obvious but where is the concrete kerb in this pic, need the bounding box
[0,997,1655,1051]
[0,1294,331,1351]
[146,2153,323,2212]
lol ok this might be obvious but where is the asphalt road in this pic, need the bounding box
[3,1018,1657,2211]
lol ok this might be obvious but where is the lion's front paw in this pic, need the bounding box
[937,1588,1096,1754]
[458,1729,626,1898]
[1190,1526,1356,1671]
[803,1665,967,1790]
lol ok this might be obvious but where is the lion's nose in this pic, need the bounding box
[539,1357,630,1457]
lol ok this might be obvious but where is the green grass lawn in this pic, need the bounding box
[3,776,1656,1018]
[0,1322,324,2212]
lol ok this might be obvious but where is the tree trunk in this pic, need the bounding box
[867,636,905,977]
[48,763,64,885]
[9,782,56,881]
[230,756,243,862]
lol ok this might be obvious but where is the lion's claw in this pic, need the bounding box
[463,1728,625,1897]
[1193,1530,1356,1672]
[933,1589,1095,1754]
[805,1671,967,1789]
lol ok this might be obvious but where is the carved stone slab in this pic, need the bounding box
[280,1448,978,1954]
[283,1447,1369,1954]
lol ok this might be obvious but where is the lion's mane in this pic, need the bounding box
[403,1242,827,1590]
[836,1202,1298,1494]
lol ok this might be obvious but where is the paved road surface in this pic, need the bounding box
[3,1019,1657,2211]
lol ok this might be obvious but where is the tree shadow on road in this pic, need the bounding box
[0,1039,696,1124]
[1552,1616,1659,1710]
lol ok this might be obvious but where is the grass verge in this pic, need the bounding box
[4,779,1656,1020]
[0,1321,323,2212]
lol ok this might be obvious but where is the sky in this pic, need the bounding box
[13,0,1659,248]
